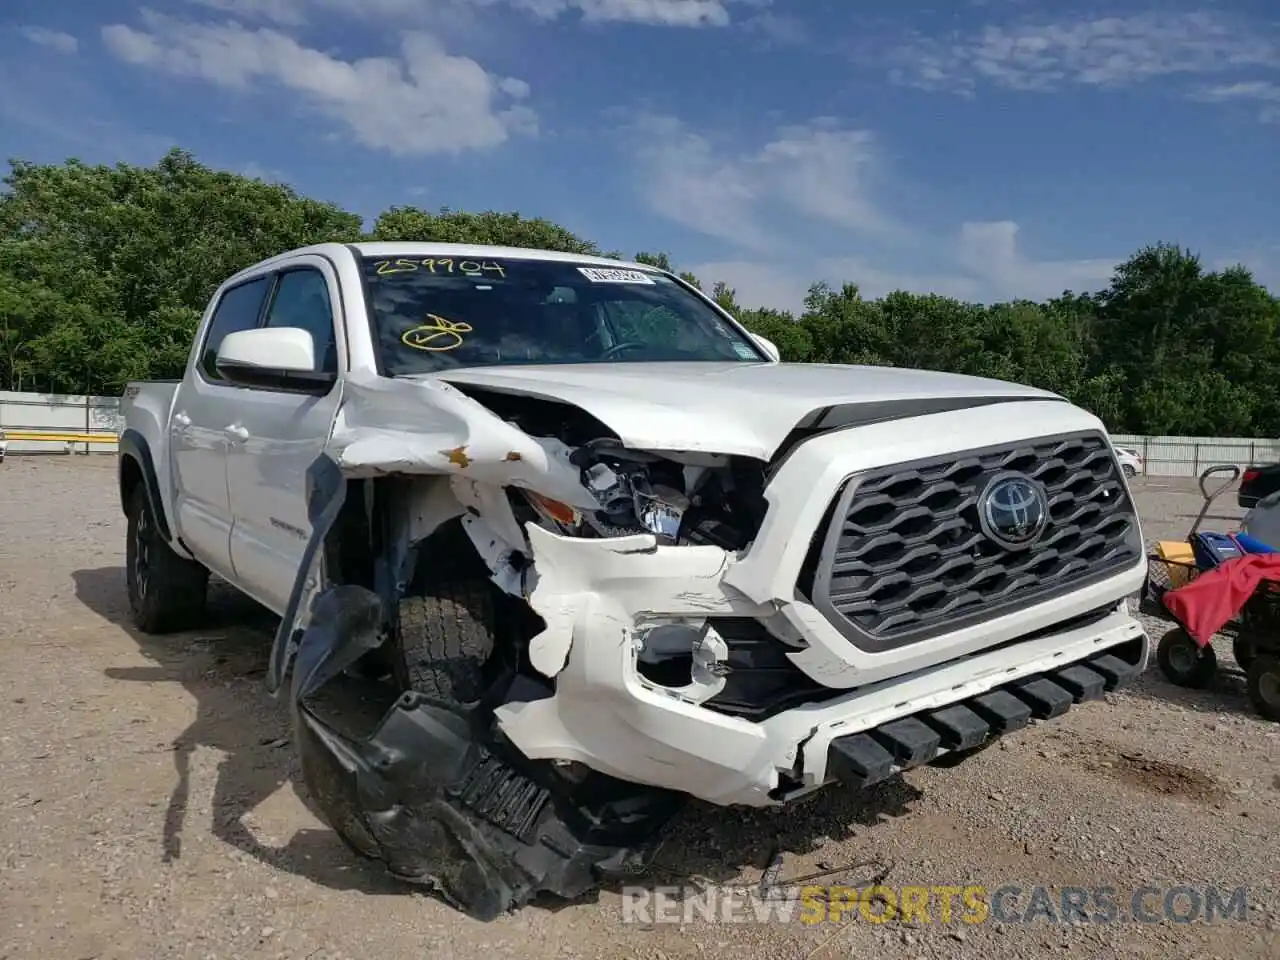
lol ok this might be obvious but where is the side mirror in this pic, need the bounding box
[215,327,335,393]
[751,333,781,362]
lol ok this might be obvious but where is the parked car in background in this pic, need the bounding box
[1239,462,1280,509]
[1113,445,1142,478]
[0,426,7,462]
[1242,489,1280,549]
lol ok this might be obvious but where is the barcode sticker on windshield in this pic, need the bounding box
[577,267,655,284]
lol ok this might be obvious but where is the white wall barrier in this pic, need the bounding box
[0,390,123,454]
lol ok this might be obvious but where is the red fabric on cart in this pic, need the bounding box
[1161,553,1280,647]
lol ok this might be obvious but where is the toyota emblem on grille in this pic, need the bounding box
[978,472,1049,550]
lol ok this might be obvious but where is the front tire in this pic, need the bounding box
[1122,464,1136,478]
[1156,627,1218,689]
[393,580,497,705]
[125,484,209,633]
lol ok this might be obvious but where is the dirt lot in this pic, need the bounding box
[1,458,1277,960]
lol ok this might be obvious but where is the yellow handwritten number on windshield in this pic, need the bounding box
[373,258,506,278]
[401,314,472,351]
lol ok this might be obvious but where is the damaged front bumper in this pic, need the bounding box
[492,527,1150,805]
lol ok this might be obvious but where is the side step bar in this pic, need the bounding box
[826,651,1139,789]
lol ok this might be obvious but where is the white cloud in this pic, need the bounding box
[101,11,536,156]
[627,113,904,251]
[191,0,309,26]
[687,260,820,311]
[887,12,1279,97]
[1192,80,1280,123]
[241,162,289,183]
[692,230,1110,313]
[690,257,991,310]
[188,0,748,27]
[19,26,79,54]
[522,0,732,26]
[630,113,1116,311]
[956,221,1115,300]
[1214,245,1280,294]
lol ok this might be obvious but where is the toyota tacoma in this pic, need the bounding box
[118,242,1150,918]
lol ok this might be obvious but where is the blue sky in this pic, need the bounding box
[2,0,1278,312]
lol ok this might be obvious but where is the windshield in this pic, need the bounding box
[359,255,767,374]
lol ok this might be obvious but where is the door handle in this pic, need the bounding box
[224,424,249,443]
[173,411,191,428]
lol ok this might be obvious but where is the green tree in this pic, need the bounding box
[4,146,1280,439]
[370,206,600,254]
[0,148,361,391]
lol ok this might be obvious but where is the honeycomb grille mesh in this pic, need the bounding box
[810,432,1140,647]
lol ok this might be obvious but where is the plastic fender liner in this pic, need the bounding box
[287,583,685,920]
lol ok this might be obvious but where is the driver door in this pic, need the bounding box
[224,259,345,615]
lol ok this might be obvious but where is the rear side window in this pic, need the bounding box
[199,277,272,381]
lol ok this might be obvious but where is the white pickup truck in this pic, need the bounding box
[119,241,1150,918]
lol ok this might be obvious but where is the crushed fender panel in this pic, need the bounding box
[288,582,685,920]
[326,372,598,511]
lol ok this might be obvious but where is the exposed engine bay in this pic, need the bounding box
[450,385,771,553]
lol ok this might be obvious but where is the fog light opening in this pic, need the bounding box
[634,621,730,701]
[636,623,699,687]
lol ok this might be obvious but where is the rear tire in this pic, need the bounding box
[1156,627,1218,689]
[393,580,497,705]
[1244,655,1280,722]
[1122,464,1136,478]
[125,484,209,633]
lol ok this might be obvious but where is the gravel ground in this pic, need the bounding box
[1,457,1277,960]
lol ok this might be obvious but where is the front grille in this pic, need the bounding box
[804,431,1142,652]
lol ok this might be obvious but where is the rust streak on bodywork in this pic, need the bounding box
[443,445,472,468]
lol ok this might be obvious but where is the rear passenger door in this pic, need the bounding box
[224,259,345,614]
[169,274,274,581]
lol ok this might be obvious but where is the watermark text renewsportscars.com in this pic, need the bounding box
[620,884,1252,926]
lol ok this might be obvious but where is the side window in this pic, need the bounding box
[262,268,338,373]
[199,277,272,381]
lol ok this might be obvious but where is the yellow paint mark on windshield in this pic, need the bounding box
[401,314,472,351]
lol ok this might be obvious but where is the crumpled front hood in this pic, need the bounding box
[422,361,1064,460]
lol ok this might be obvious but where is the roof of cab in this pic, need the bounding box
[222,241,655,286]
[350,242,651,270]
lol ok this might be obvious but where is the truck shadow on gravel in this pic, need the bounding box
[70,564,924,912]
[1124,667,1254,720]
[72,565,407,896]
